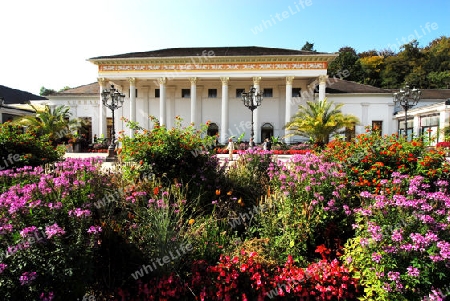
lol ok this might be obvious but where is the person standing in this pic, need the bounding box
[226,138,235,160]
[248,137,255,149]
[263,138,272,151]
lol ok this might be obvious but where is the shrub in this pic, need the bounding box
[323,130,448,195]
[0,158,105,300]
[0,122,63,170]
[118,116,226,208]
[256,153,351,265]
[343,174,450,300]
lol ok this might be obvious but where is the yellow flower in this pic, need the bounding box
[237,198,244,207]
[188,219,195,225]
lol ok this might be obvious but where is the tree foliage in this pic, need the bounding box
[326,36,450,89]
[285,98,360,147]
[12,104,79,144]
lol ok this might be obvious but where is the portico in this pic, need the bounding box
[88,47,337,144]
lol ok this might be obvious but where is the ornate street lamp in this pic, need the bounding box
[241,86,263,141]
[101,84,125,162]
[393,84,421,139]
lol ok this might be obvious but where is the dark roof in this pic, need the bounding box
[325,79,392,94]
[49,82,99,96]
[414,89,450,100]
[0,85,47,104]
[386,88,450,100]
[90,46,332,60]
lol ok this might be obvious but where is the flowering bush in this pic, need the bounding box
[343,174,450,300]
[436,141,450,149]
[119,116,227,209]
[258,153,351,265]
[0,122,63,170]
[323,131,448,195]
[113,249,358,300]
[0,158,105,300]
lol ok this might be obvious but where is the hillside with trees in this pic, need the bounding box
[325,36,450,89]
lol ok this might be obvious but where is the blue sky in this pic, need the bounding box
[1,0,449,95]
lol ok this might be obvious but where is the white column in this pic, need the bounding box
[439,107,449,142]
[190,77,197,125]
[128,77,136,137]
[361,102,369,126]
[253,77,261,143]
[318,75,328,101]
[285,76,294,144]
[98,78,107,138]
[387,103,396,135]
[158,77,166,126]
[220,77,229,144]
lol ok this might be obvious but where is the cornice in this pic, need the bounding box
[89,54,338,66]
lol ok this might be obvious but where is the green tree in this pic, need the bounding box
[301,41,316,52]
[328,46,364,82]
[359,55,384,87]
[13,104,79,144]
[285,98,360,147]
[39,86,56,96]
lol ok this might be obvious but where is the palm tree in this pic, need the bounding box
[285,98,360,147]
[13,104,80,144]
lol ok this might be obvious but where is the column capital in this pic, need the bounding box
[220,77,229,85]
[128,77,136,85]
[98,77,108,85]
[286,76,295,85]
[319,75,328,84]
[158,77,167,85]
[189,77,197,85]
[253,76,262,85]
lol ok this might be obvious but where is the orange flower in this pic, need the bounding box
[153,186,159,195]
[188,219,195,225]
[227,190,233,196]
[215,189,221,196]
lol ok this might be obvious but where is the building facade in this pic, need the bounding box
[35,46,450,146]
[87,46,338,144]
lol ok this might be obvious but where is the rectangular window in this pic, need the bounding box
[208,89,217,98]
[292,88,301,97]
[263,88,273,97]
[155,89,160,98]
[182,89,190,98]
[372,121,383,134]
[236,89,245,98]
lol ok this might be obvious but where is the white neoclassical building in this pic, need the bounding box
[87,46,340,144]
[36,46,450,146]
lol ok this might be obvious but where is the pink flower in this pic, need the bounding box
[407,266,420,277]
[87,226,102,234]
[19,271,37,285]
[45,223,65,239]
[0,263,7,274]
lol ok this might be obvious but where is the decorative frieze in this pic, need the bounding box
[99,62,328,72]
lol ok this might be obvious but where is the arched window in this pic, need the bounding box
[207,122,219,137]
[261,123,273,141]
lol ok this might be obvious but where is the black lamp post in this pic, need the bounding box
[393,84,421,139]
[101,84,125,162]
[241,86,263,141]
